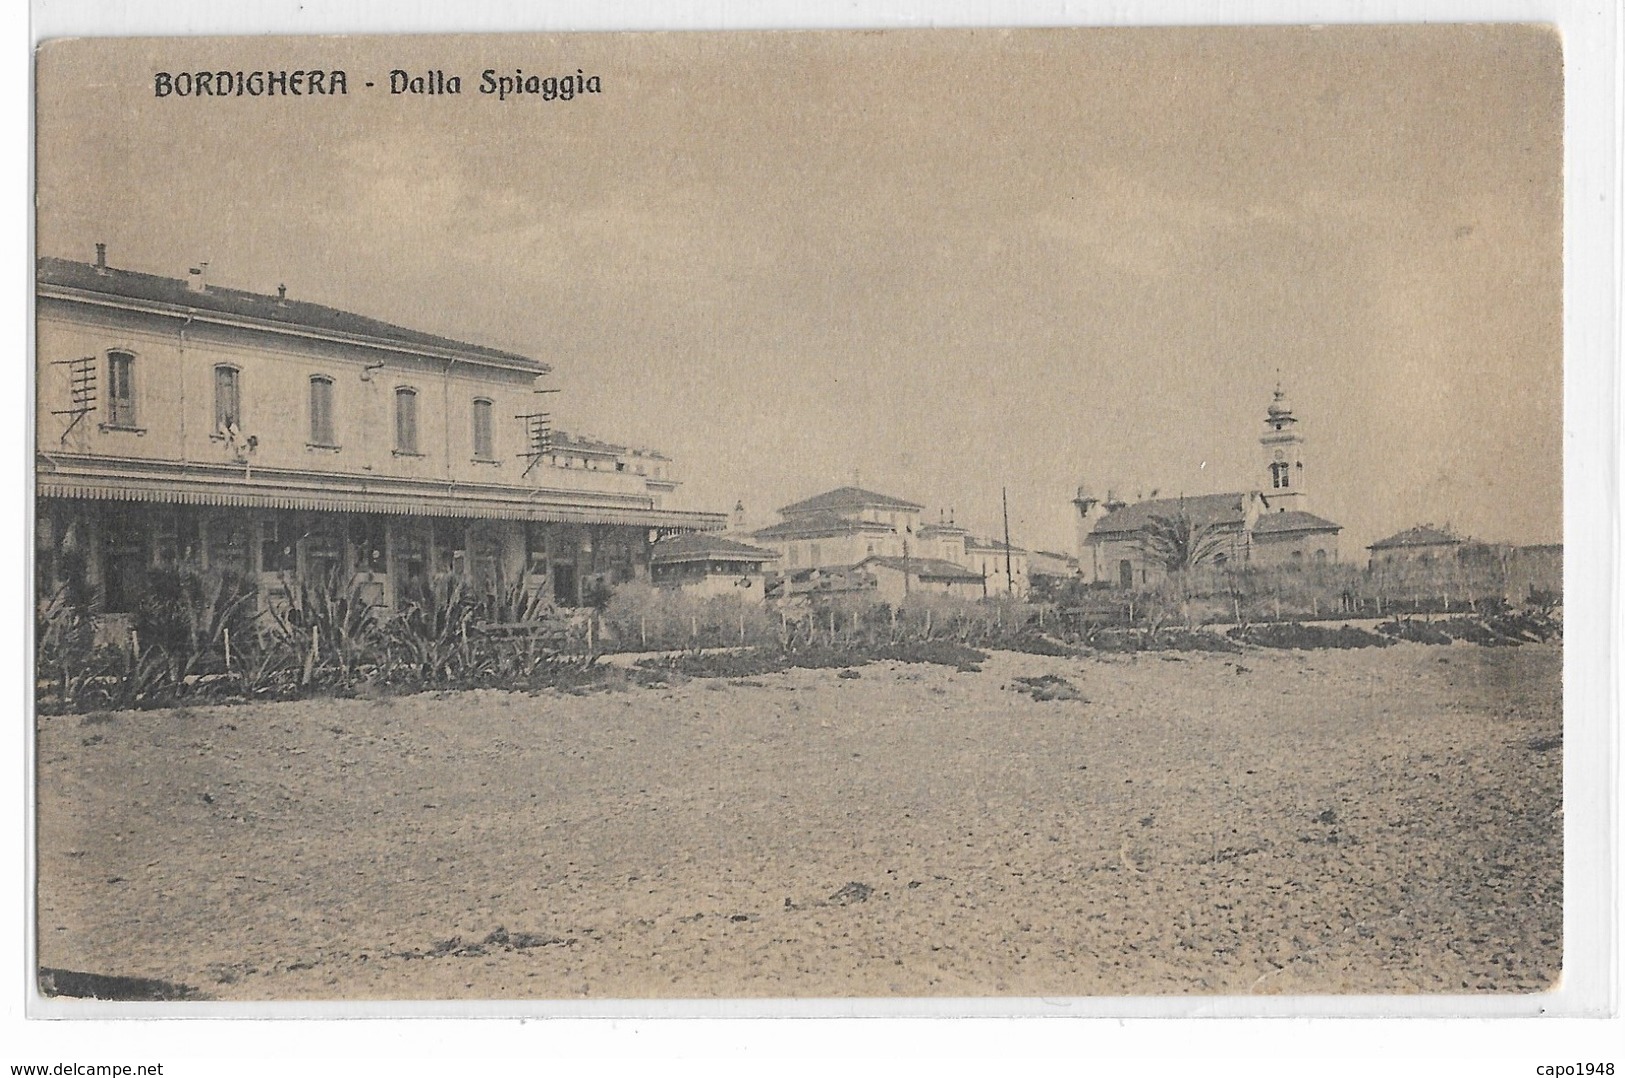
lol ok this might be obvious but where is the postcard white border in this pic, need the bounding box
[10,0,1620,1064]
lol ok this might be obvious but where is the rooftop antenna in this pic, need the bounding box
[50,356,98,443]
[516,382,562,478]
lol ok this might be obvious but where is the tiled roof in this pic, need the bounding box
[650,533,779,565]
[916,523,970,538]
[776,486,923,517]
[769,565,879,596]
[1252,510,1342,535]
[1088,492,1252,537]
[1028,550,1080,576]
[1368,525,1464,550]
[38,256,543,371]
[859,556,984,582]
[966,536,1028,554]
[551,431,626,457]
[751,511,895,540]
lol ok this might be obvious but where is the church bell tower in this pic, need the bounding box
[1259,384,1308,513]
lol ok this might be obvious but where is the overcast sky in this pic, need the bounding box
[36,26,1562,554]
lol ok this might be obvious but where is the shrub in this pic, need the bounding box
[1378,618,1454,645]
[1229,623,1392,650]
[602,581,779,652]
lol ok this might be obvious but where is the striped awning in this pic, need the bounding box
[37,472,727,531]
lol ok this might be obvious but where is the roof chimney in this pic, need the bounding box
[93,243,107,272]
[276,283,287,305]
[187,262,209,293]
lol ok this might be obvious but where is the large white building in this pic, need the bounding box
[34,248,725,616]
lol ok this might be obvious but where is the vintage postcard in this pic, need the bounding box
[32,26,1566,1009]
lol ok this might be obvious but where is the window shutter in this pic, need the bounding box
[108,352,135,427]
[473,399,493,459]
[310,377,334,445]
[396,389,418,453]
[215,367,239,431]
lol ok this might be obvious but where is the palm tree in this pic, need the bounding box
[1137,508,1231,632]
[1138,508,1231,575]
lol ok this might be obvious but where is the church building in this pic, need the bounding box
[1073,387,1342,588]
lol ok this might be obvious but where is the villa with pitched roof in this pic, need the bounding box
[1074,387,1343,588]
[1366,525,1466,568]
[750,485,1032,600]
[750,486,924,571]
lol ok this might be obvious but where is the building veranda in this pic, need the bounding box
[35,250,725,630]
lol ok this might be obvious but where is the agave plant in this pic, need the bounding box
[387,572,479,686]
[35,581,103,709]
[268,568,385,685]
[125,567,260,691]
[483,570,552,625]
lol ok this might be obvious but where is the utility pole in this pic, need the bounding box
[1002,486,1014,597]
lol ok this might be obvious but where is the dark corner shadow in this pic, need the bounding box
[39,967,210,1002]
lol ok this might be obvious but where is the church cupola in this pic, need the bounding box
[1259,383,1308,512]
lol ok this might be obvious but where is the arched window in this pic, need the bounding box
[106,350,137,428]
[214,365,241,432]
[308,376,335,445]
[395,387,419,454]
[1270,461,1291,489]
[471,398,494,460]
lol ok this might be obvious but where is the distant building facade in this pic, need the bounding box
[34,250,725,618]
[750,486,922,570]
[1366,525,1562,603]
[649,533,779,601]
[1075,387,1342,588]
[1027,549,1081,598]
[965,537,1028,597]
[856,556,984,605]
[751,486,1031,599]
[1366,524,1466,568]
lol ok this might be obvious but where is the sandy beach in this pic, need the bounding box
[35,640,1561,1001]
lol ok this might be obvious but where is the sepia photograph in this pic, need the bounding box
[31,25,1571,1009]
